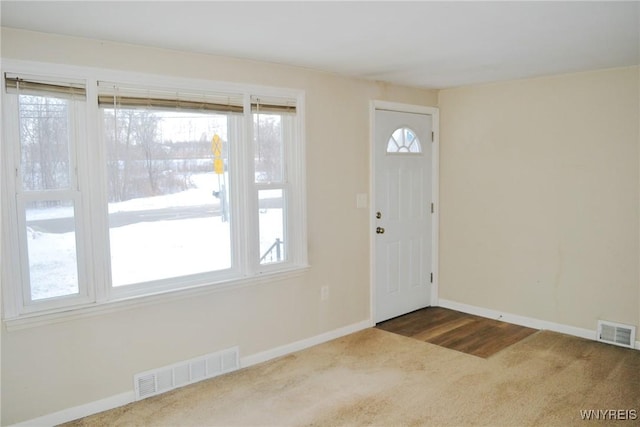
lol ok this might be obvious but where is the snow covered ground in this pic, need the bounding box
[25,172,283,300]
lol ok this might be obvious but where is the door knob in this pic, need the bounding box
[376,227,385,234]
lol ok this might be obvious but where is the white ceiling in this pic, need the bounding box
[1,1,639,89]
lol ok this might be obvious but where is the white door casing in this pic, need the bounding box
[372,103,438,323]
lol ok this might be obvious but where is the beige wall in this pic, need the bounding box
[0,28,438,424]
[438,67,640,334]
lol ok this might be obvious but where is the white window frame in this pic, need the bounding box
[1,60,308,327]
[249,103,303,273]
[96,100,245,301]
[2,77,94,314]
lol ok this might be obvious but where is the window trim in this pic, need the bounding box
[4,266,311,332]
[1,59,309,325]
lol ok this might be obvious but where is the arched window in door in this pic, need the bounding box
[386,127,422,153]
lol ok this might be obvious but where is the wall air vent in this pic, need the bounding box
[597,320,636,349]
[134,346,239,400]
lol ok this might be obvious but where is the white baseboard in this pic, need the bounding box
[438,298,640,350]
[7,319,373,427]
[8,391,135,427]
[240,319,373,368]
[438,298,596,339]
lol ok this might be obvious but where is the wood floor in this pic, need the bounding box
[376,306,538,358]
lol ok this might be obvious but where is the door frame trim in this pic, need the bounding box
[369,100,440,323]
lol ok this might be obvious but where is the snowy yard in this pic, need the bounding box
[25,172,283,300]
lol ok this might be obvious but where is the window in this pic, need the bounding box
[252,96,296,265]
[2,65,306,320]
[98,83,243,292]
[386,126,422,153]
[2,75,91,313]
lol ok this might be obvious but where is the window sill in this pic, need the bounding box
[3,265,310,331]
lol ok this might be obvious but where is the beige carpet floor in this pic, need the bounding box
[64,328,640,426]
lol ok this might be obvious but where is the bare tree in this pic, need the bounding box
[254,113,283,182]
[135,112,162,195]
[104,109,162,201]
[104,109,133,201]
[19,95,70,191]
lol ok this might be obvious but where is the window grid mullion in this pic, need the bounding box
[230,111,250,277]
[79,81,106,303]
[1,93,23,318]
[244,96,261,275]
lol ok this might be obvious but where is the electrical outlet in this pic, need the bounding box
[320,286,329,301]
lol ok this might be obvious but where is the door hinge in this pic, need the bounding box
[430,273,433,283]
[431,203,434,214]
[431,131,434,142]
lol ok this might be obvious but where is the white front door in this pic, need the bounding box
[374,108,433,323]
